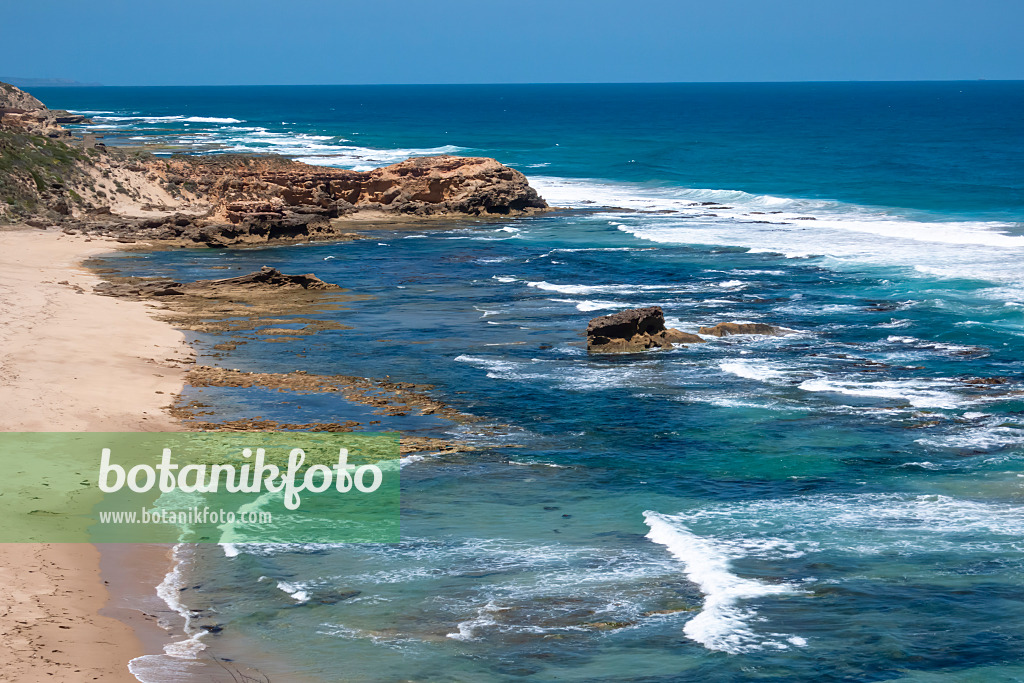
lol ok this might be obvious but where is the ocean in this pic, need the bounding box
[38,82,1024,681]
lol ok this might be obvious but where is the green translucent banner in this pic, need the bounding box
[0,432,400,543]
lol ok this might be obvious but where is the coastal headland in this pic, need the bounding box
[1,80,548,247]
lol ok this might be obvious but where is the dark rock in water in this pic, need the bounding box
[311,589,361,605]
[962,376,1008,386]
[587,306,705,353]
[587,306,665,340]
[697,322,794,337]
[865,301,901,312]
[51,112,88,124]
[196,266,339,290]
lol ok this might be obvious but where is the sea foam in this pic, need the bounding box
[798,377,963,409]
[128,545,212,682]
[93,114,244,123]
[643,511,806,653]
[528,176,1024,295]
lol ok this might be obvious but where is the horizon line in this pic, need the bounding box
[12,78,1023,89]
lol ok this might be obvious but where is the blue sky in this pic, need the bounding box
[3,0,1022,85]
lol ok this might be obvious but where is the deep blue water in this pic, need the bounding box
[45,83,1024,681]
[38,81,1024,220]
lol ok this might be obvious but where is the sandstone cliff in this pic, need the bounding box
[0,82,45,111]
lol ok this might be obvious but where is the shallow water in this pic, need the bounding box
[61,82,1024,681]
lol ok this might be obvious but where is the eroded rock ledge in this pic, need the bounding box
[57,154,550,247]
[174,367,496,455]
[72,154,548,247]
[93,266,340,298]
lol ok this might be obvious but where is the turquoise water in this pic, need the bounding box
[47,83,1024,681]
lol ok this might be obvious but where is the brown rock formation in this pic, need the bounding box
[1,80,550,237]
[58,153,548,246]
[0,81,88,139]
[0,82,45,111]
[93,266,339,298]
[698,322,795,337]
[587,306,705,353]
[196,266,339,290]
[359,155,546,215]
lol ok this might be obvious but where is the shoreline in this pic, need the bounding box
[0,223,485,682]
[0,226,191,682]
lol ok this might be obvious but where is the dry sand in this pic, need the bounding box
[0,228,192,682]
[0,229,190,431]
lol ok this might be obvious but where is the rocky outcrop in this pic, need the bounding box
[1,80,549,235]
[587,306,705,353]
[0,82,45,111]
[93,267,339,298]
[0,81,88,139]
[698,322,794,337]
[155,153,549,219]
[54,153,548,245]
[195,266,339,290]
[358,155,547,215]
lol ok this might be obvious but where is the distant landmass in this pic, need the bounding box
[0,77,102,88]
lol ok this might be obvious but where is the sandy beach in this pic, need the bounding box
[0,227,191,682]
